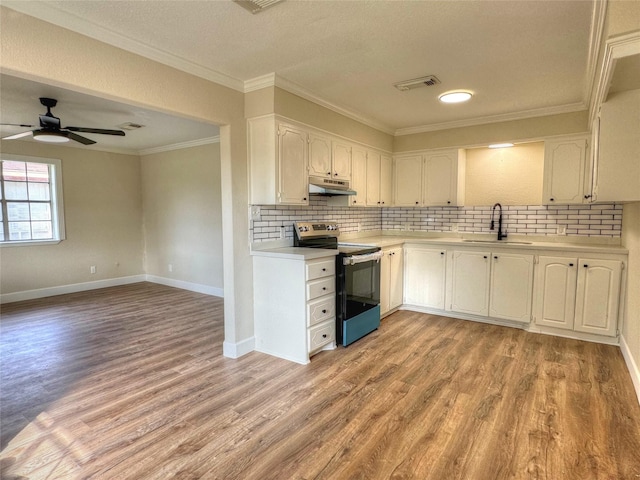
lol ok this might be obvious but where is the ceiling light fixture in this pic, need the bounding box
[438,91,473,104]
[33,130,70,143]
[488,143,514,149]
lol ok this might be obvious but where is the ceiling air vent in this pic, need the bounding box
[117,122,145,131]
[234,0,285,14]
[394,75,441,92]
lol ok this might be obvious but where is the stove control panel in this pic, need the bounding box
[294,221,340,238]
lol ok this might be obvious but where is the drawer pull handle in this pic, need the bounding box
[583,264,589,268]
[494,256,498,259]
[322,309,327,314]
[483,255,488,259]
[569,263,574,267]
[440,252,444,255]
[322,268,326,271]
[322,334,327,338]
[322,287,327,290]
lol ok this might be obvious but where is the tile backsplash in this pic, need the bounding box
[250,199,622,243]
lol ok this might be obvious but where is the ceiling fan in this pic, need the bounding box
[1,97,125,145]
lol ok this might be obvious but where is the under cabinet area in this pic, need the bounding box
[380,245,403,316]
[534,256,622,337]
[253,253,337,364]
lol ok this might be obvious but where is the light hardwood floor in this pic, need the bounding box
[1,282,639,479]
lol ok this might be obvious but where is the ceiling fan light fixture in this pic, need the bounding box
[438,91,473,104]
[33,130,70,143]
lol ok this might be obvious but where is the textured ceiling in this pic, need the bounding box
[2,0,600,146]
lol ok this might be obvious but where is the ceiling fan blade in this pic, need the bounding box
[67,131,96,145]
[3,131,34,140]
[65,126,125,136]
[0,123,36,128]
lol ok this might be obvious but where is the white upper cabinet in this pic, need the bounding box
[350,146,367,206]
[593,89,640,202]
[308,133,332,178]
[423,149,466,206]
[366,151,393,207]
[394,154,423,206]
[332,141,352,181]
[248,116,309,206]
[380,155,393,206]
[542,135,588,204]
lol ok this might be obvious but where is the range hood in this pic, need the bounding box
[308,176,357,196]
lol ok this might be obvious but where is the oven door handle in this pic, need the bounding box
[342,250,384,266]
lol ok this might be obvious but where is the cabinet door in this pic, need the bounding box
[450,250,490,316]
[394,155,423,207]
[533,256,578,331]
[350,147,367,206]
[366,150,381,206]
[423,151,456,206]
[543,137,587,204]
[332,141,352,180]
[489,253,534,323]
[278,124,308,205]
[574,259,621,337]
[379,155,393,207]
[308,133,332,178]
[380,249,391,315]
[389,247,404,310]
[404,247,447,309]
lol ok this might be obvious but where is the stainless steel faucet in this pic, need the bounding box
[491,203,507,240]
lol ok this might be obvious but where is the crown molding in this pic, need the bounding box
[394,102,588,136]
[2,1,244,92]
[138,136,221,156]
[584,0,608,108]
[589,30,640,126]
[244,73,277,93]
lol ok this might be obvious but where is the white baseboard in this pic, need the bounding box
[1,274,224,304]
[145,275,223,297]
[0,275,147,304]
[620,334,640,407]
[223,336,255,359]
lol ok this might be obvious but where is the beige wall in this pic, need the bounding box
[141,143,223,290]
[0,140,144,293]
[1,7,251,351]
[394,111,589,152]
[465,142,544,206]
[606,0,640,37]
[274,87,394,152]
[622,203,640,389]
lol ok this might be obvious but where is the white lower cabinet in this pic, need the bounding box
[534,256,622,337]
[254,254,337,364]
[380,246,403,316]
[450,250,534,323]
[404,246,447,309]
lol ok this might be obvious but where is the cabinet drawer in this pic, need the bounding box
[307,296,335,327]
[308,320,335,353]
[307,277,335,300]
[306,259,335,281]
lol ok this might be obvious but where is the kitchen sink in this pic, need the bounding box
[462,239,533,245]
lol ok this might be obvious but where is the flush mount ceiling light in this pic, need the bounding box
[233,0,284,14]
[394,75,441,92]
[438,91,473,104]
[489,143,515,149]
[33,130,70,143]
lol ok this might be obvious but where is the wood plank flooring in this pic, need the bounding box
[1,282,639,479]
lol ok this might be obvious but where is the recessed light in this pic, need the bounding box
[438,91,473,104]
[488,143,514,149]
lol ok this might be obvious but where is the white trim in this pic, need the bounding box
[589,30,640,126]
[395,102,588,136]
[138,136,221,156]
[620,334,640,407]
[583,0,608,107]
[0,275,146,304]
[145,275,223,297]
[223,337,256,359]
[244,73,277,93]
[1,1,244,93]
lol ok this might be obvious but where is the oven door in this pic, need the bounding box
[336,250,382,346]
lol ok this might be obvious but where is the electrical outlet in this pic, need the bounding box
[280,226,285,239]
[250,206,261,221]
[90,265,96,274]
[168,264,173,272]
[556,225,567,235]
[357,223,362,232]
[451,224,459,233]
[404,222,411,231]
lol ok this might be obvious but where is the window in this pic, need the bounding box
[0,155,65,245]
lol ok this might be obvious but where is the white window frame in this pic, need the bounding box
[0,154,66,246]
